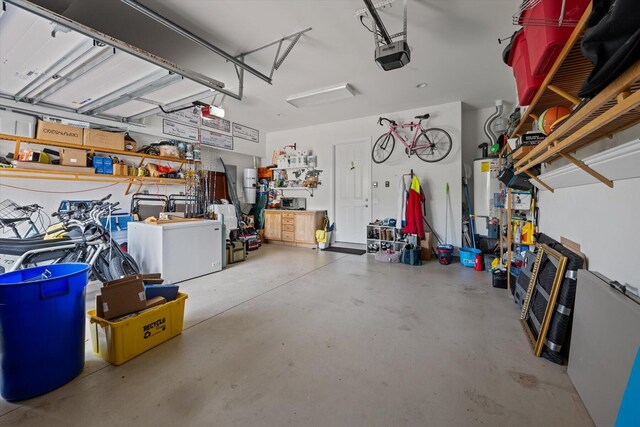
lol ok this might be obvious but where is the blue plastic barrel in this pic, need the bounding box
[0,263,90,401]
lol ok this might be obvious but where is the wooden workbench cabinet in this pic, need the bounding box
[264,210,326,248]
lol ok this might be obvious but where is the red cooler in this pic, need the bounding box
[522,0,590,76]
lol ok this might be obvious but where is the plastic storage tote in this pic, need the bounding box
[88,292,188,365]
[522,0,590,76]
[459,247,482,267]
[510,30,545,106]
[0,263,90,401]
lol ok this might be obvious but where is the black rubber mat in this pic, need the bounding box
[321,246,366,256]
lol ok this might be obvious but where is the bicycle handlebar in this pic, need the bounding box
[378,117,396,127]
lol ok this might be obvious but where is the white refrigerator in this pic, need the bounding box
[128,220,223,283]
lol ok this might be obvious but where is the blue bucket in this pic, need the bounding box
[459,247,482,267]
[0,263,90,401]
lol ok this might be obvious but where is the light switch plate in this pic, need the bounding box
[385,181,390,187]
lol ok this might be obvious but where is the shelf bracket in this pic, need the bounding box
[524,170,554,193]
[547,85,581,106]
[560,153,614,188]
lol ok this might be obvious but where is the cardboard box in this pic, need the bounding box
[36,119,83,145]
[83,128,125,151]
[13,160,95,174]
[420,232,432,261]
[124,139,137,152]
[100,278,147,320]
[60,147,87,167]
[112,163,128,176]
[93,156,113,174]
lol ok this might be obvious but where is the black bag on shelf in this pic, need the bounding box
[579,0,640,98]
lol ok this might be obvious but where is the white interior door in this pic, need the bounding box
[334,140,371,244]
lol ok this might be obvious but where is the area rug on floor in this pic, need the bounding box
[322,246,366,255]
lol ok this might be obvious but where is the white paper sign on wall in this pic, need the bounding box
[162,119,199,142]
[232,123,259,143]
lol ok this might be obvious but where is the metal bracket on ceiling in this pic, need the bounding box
[354,0,396,17]
[235,27,312,81]
[365,0,407,47]
[126,90,213,122]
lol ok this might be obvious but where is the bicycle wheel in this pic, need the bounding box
[414,128,452,163]
[92,252,113,283]
[108,252,139,280]
[372,133,395,164]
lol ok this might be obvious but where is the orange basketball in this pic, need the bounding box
[538,105,571,135]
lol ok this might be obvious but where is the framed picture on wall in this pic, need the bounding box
[202,116,231,133]
[162,119,199,142]
[232,122,259,143]
[201,128,233,150]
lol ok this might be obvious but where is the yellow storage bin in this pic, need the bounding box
[88,292,188,365]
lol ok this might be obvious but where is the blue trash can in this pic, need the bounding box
[0,263,90,401]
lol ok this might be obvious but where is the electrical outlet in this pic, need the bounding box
[385,181,390,187]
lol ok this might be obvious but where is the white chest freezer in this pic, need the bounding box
[128,220,222,283]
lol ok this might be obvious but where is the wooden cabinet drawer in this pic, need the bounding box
[282,230,294,242]
[282,212,295,218]
[282,224,294,232]
[282,217,294,225]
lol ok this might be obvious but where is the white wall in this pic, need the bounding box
[266,101,463,247]
[538,125,640,290]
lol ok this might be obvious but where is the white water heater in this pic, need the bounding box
[473,158,501,237]
[243,168,257,204]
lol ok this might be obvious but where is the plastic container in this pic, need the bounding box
[88,292,188,365]
[484,254,497,272]
[459,247,482,268]
[318,231,332,250]
[510,30,545,106]
[492,270,508,289]
[436,244,454,265]
[0,263,90,401]
[522,0,590,76]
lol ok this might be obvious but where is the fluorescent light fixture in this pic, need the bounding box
[286,84,355,108]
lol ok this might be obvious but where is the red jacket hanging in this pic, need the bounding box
[403,176,425,238]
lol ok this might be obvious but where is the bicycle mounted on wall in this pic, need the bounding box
[372,113,453,163]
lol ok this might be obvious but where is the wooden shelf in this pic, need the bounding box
[0,167,185,195]
[508,3,640,187]
[0,133,200,165]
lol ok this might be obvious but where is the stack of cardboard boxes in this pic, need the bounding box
[32,119,127,175]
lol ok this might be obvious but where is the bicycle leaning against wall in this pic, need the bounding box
[372,114,452,164]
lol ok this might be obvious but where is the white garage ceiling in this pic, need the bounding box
[14,0,520,133]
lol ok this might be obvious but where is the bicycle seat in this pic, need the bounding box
[415,114,430,120]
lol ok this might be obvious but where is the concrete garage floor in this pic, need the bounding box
[0,245,593,426]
